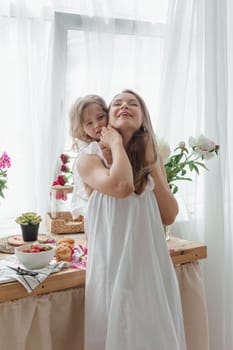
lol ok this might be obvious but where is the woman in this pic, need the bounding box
[76,90,187,350]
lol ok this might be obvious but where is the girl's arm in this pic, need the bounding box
[77,126,135,198]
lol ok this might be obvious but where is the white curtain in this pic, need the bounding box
[0,1,232,348]
[159,0,232,349]
[204,1,233,349]
[0,1,59,231]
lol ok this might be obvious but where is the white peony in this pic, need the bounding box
[157,138,171,163]
[189,135,217,159]
[178,141,186,149]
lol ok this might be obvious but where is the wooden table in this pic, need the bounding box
[167,236,207,265]
[0,236,207,303]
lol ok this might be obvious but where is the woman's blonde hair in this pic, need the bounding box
[109,89,157,194]
[70,94,108,150]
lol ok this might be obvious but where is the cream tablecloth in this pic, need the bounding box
[0,288,84,350]
[176,261,209,350]
[0,262,209,350]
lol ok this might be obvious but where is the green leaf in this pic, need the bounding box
[173,177,192,182]
[173,154,183,165]
[188,162,199,174]
[181,169,186,176]
[195,161,208,170]
[192,164,200,174]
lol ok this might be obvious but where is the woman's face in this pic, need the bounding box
[109,92,143,135]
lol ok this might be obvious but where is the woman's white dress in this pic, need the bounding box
[78,142,186,350]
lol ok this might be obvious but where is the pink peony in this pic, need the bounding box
[61,164,68,172]
[60,154,69,164]
[57,175,66,186]
[52,175,67,186]
[0,152,11,169]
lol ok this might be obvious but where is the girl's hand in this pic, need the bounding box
[100,125,123,149]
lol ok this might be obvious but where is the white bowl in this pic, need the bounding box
[15,243,55,269]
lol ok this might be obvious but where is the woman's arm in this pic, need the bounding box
[145,135,178,225]
[150,156,179,226]
[77,126,135,198]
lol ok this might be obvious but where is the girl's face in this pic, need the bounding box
[109,92,143,136]
[83,103,108,140]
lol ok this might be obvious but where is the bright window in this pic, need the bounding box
[52,12,168,150]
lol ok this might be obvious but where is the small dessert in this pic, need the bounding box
[55,243,72,262]
[57,237,75,248]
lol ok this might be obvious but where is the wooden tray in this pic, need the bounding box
[7,234,53,246]
[0,234,53,254]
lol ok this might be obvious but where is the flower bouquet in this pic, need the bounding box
[158,134,220,194]
[158,134,219,240]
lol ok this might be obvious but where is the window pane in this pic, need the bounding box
[111,0,168,22]
[64,29,164,148]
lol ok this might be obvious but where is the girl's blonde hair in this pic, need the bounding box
[109,89,157,195]
[70,94,108,150]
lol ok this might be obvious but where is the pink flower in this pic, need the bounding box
[51,153,73,201]
[55,192,68,200]
[57,175,66,185]
[52,180,59,186]
[0,152,11,169]
[61,164,68,172]
[60,154,69,164]
[52,175,67,186]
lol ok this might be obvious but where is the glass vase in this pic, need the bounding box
[164,225,171,241]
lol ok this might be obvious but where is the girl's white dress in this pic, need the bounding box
[71,142,89,219]
[78,142,186,350]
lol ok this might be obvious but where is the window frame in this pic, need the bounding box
[52,11,167,129]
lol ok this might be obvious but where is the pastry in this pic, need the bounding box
[57,237,75,248]
[55,243,72,262]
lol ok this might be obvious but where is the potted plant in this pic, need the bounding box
[15,212,42,242]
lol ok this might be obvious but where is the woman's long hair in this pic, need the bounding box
[109,89,157,194]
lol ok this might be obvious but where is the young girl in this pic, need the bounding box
[77,90,187,349]
[69,94,108,220]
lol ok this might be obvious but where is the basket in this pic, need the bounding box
[46,212,84,234]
